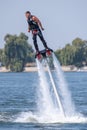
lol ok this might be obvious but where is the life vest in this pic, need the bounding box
[27,15,39,30]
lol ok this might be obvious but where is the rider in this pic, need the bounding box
[25,11,49,54]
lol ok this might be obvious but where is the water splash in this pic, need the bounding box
[14,111,87,124]
[36,59,55,115]
[46,61,65,116]
[52,53,76,116]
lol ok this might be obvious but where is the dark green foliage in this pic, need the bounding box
[55,38,87,67]
[0,49,3,62]
[10,59,24,72]
[0,49,6,66]
[3,33,34,72]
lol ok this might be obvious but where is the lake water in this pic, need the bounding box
[0,72,87,130]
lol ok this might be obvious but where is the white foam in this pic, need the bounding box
[14,111,38,123]
[14,111,87,124]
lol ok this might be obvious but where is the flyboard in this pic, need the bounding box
[35,48,65,117]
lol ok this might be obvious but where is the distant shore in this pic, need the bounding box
[0,65,87,72]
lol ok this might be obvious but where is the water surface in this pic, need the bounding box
[0,72,87,129]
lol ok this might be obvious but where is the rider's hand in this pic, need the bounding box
[28,29,30,33]
[41,27,44,31]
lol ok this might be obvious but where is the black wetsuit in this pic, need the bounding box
[27,15,48,51]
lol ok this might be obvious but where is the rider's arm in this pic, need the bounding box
[32,16,44,30]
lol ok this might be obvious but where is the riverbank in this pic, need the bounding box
[0,65,87,72]
[24,65,78,72]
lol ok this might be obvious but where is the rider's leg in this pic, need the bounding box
[33,34,39,52]
[38,29,48,49]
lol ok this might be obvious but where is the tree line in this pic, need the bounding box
[0,33,87,72]
[55,38,87,67]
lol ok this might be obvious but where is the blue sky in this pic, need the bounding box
[0,0,87,50]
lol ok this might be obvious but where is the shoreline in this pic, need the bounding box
[0,66,87,72]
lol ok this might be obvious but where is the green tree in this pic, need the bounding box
[4,33,34,72]
[0,49,5,66]
[55,38,87,67]
[0,49,3,62]
[72,38,86,67]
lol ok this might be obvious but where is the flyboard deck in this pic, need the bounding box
[35,48,53,60]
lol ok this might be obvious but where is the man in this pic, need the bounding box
[25,11,49,55]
